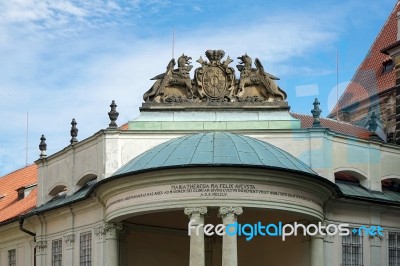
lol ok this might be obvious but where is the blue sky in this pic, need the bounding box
[0,0,397,176]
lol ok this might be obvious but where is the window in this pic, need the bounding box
[342,231,363,266]
[52,239,62,266]
[8,249,16,266]
[80,232,92,266]
[17,188,24,200]
[383,59,394,73]
[389,232,400,266]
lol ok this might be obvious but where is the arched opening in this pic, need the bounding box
[334,170,368,188]
[381,178,400,192]
[118,207,314,266]
[76,174,97,189]
[48,184,67,198]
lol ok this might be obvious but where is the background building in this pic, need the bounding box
[328,1,400,145]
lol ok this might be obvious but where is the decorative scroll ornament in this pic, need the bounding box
[184,206,208,216]
[218,206,243,217]
[33,240,48,254]
[184,207,208,225]
[94,223,123,241]
[63,234,75,249]
[142,50,287,104]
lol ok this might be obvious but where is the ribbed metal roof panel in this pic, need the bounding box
[112,132,317,177]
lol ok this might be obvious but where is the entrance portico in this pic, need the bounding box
[103,207,327,266]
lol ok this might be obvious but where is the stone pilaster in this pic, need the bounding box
[33,240,48,255]
[370,235,382,266]
[63,234,75,266]
[33,240,48,266]
[218,206,243,266]
[185,207,208,266]
[94,225,106,266]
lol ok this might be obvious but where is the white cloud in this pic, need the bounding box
[0,0,390,175]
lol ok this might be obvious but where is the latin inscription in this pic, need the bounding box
[106,183,322,211]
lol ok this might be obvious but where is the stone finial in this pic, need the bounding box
[311,98,322,127]
[367,112,378,133]
[70,118,78,144]
[108,100,119,129]
[366,112,382,141]
[39,134,47,159]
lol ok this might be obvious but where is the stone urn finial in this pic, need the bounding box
[367,112,378,133]
[311,98,322,127]
[39,134,47,159]
[108,100,119,129]
[70,118,78,144]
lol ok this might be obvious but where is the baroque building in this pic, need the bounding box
[328,1,400,145]
[0,49,400,266]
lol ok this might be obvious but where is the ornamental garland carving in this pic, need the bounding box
[94,223,123,241]
[142,50,287,104]
[32,240,48,254]
[63,234,75,248]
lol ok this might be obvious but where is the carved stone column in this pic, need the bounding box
[95,223,123,266]
[218,206,243,266]
[185,207,208,266]
[94,225,107,266]
[105,223,123,266]
[63,234,75,266]
[310,234,324,266]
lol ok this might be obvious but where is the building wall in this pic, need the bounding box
[0,223,33,266]
[37,127,400,206]
[338,89,397,141]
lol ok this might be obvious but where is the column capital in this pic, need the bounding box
[63,234,75,249]
[218,206,243,217]
[184,207,207,216]
[105,222,124,239]
[370,235,382,247]
[94,222,123,241]
[33,240,48,255]
[185,207,207,225]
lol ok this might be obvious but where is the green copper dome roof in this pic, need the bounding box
[112,132,316,177]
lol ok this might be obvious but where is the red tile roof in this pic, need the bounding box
[291,112,371,139]
[0,164,38,224]
[119,122,128,130]
[329,1,400,117]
